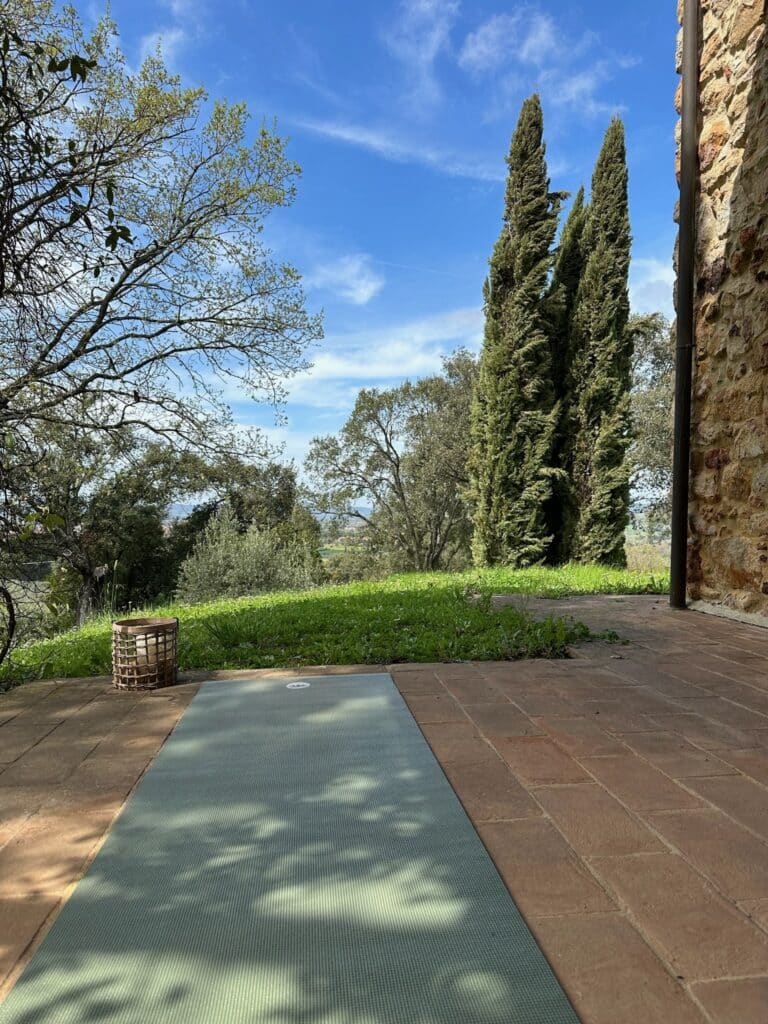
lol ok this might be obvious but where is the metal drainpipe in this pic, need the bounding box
[670,0,700,609]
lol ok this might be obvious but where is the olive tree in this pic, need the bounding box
[0,1,321,666]
[305,350,477,572]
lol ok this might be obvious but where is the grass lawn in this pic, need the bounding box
[3,564,668,685]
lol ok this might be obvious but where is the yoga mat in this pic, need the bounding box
[0,674,579,1023]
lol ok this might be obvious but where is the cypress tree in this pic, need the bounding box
[570,118,633,566]
[545,186,587,563]
[468,95,561,567]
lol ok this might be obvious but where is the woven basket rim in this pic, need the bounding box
[112,616,178,633]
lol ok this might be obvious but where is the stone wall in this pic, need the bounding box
[677,0,768,614]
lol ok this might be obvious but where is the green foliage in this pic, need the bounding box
[546,186,588,562]
[0,0,320,670]
[3,564,668,683]
[323,544,396,585]
[163,460,322,590]
[468,95,562,568]
[41,562,80,633]
[570,118,633,566]
[306,350,477,571]
[0,7,133,291]
[175,507,324,603]
[222,461,300,531]
[0,0,320,505]
[629,314,674,539]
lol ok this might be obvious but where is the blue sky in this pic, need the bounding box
[93,0,679,467]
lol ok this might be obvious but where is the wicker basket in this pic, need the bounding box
[112,617,178,691]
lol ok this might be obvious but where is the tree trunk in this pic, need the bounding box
[76,575,98,627]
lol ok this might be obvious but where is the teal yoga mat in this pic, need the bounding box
[0,674,580,1023]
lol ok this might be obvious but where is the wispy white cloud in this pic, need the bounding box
[459,11,557,74]
[305,254,385,306]
[459,8,634,122]
[139,27,188,64]
[296,118,504,182]
[539,60,628,119]
[192,305,483,416]
[383,0,460,111]
[630,257,675,318]
[281,379,362,412]
[519,13,559,65]
[162,0,203,15]
[138,0,207,67]
[286,305,483,410]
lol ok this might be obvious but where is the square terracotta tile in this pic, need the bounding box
[477,660,564,687]
[717,747,768,785]
[432,664,486,683]
[710,648,768,669]
[590,852,768,979]
[388,669,443,695]
[439,675,511,704]
[462,703,542,737]
[737,898,768,930]
[418,721,498,765]
[0,744,95,787]
[552,664,627,685]
[618,731,736,778]
[59,759,148,796]
[660,657,743,688]
[746,728,768,749]
[685,775,768,841]
[402,693,465,724]
[579,754,703,810]
[0,809,114,896]
[531,913,707,1024]
[0,895,61,985]
[648,677,714,702]
[649,712,762,751]
[476,676,563,702]
[693,679,768,716]
[608,661,681,687]
[0,684,58,711]
[494,736,592,786]
[692,978,768,1024]
[644,808,768,900]
[679,697,768,731]
[535,716,626,757]
[0,722,63,765]
[536,784,664,857]
[592,686,679,716]
[478,818,614,917]
[507,692,586,717]
[582,704,662,734]
[441,760,542,823]
[0,785,57,845]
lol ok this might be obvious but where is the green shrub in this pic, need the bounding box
[323,546,394,584]
[176,507,324,602]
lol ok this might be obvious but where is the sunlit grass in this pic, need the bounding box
[3,564,668,685]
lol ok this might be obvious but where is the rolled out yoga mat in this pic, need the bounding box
[0,673,579,1023]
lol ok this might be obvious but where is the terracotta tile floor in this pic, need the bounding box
[3,597,768,1022]
[392,596,768,1024]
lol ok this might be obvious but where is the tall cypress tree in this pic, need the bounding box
[570,118,633,566]
[545,186,587,563]
[468,95,561,567]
